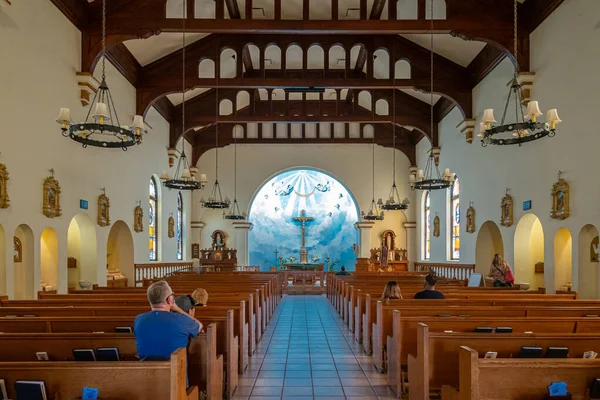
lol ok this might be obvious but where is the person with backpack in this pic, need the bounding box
[488,254,515,287]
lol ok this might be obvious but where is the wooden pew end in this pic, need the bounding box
[441,385,459,400]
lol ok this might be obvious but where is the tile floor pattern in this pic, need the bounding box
[233,295,397,400]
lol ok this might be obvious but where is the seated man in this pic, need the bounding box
[134,281,203,361]
[413,274,446,299]
[335,266,350,276]
[191,288,209,307]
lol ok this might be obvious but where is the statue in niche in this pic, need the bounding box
[211,230,226,249]
[381,230,396,261]
[168,216,175,238]
[500,189,514,227]
[551,172,570,220]
[591,236,599,262]
[433,215,440,237]
[227,251,232,260]
[97,191,110,227]
[466,203,476,233]
[380,245,389,268]
[43,169,61,218]
[13,237,22,262]
[0,162,9,209]
[134,205,144,232]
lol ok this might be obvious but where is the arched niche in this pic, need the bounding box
[220,48,237,79]
[514,213,544,290]
[286,45,303,70]
[397,0,418,19]
[40,227,58,292]
[554,227,572,291]
[578,224,599,299]
[107,221,135,286]
[67,213,98,289]
[236,90,250,111]
[475,221,504,275]
[307,45,324,69]
[373,49,390,79]
[395,59,411,79]
[329,45,345,70]
[375,99,389,115]
[265,45,282,70]
[219,99,234,116]
[14,224,34,299]
[198,59,216,78]
[0,224,5,295]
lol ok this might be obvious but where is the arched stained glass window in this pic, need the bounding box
[177,192,183,260]
[149,177,158,261]
[450,177,460,260]
[423,191,431,260]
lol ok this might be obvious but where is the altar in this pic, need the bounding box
[284,263,324,271]
[360,229,410,272]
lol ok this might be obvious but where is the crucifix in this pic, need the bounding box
[293,209,314,248]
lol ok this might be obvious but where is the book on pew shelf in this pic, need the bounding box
[437,314,451,317]
[0,379,7,400]
[546,347,569,358]
[548,382,568,397]
[73,349,96,362]
[115,327,133,333]
[495,327,513,333]
[96,348,119,361]
[475,327,493,333]
[590,378,600,398]
[14,380,47,400]
[36,351,49,361]
[484,352,498,359]
[82,386,99,400]
[584,351,598,359]
[519,346,543,358]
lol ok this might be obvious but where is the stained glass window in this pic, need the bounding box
[149,177,158,261]
[450,177,460,260]
[424,191,431,260]
[177,192,183,260]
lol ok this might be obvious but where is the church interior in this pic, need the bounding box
[0,0,600,399]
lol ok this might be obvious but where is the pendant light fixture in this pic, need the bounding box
[361,121,384,221]
[224,134,246,220]
[200,83,231,209]
[409,0,455,191]
[56,0,146,150]
[161,1,207,190]
[479,0,561,146]
[381,66,409,211]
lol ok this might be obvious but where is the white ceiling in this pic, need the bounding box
[124,33,209,67]
[400,34,487,67]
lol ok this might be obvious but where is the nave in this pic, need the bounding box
[235,295,395,400]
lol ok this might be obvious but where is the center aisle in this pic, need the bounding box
[234,295,396,400]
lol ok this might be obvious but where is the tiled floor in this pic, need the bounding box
[233,295,397,400]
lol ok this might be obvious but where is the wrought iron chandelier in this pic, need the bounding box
[224,135,246,220]
[55,0,145,150]
[200,87,231,209]
[479,0,561,146]
[362,134,384,221]
[381,73,409,211]
[409,0,455,191]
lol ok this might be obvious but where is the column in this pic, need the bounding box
[233,221,253,267]
[403,221,416,271]
[355,221,375,258]
[190,221,206,257]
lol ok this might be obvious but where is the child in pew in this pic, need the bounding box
[381,281,403,301]
[175,295,197,317]
[191,288,209,306]
[413,274,446,299]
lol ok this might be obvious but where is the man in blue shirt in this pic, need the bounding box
[134,280,203,361]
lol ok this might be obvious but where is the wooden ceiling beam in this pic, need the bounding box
[466,43,506,87]
[104,43,141,87]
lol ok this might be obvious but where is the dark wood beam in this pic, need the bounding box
[433,97,456,123]
[466,44,506,88]
[354,47,368,73]
[151,96,175,124]
[49,0,87,29]
[369,0,387,19]
[224,0,241,19]
[523,0,565,32]
[241,46,254,72]
[104,43,141,87]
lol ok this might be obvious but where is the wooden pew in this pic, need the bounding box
[442,346,600,400]
[0,347,197,400]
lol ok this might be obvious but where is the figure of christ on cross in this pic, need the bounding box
[293,209,314,248]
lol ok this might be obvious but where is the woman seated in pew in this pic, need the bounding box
[488,254,515,287]
[381,281,403,301]
[191,288,209,307]
[413,274,446,299]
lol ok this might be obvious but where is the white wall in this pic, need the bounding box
[0,1,191,297]
[414,0,600,293]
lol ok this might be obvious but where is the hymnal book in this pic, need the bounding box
[546,347,569,358]
[484,352,498,359]
[495,327,513,333]
[73,349,96,361]
[475,327,493,333]
[14,380,47,400]
[443,330,453,333]
[584,351,598,359]
[96,348,119,361]
[115,326,133,333]
[0,379,7,400]
[36,352,49,361]
[519,346,543,358]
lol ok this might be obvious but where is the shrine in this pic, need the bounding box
[198,230,238,270]
[360,230,408,272]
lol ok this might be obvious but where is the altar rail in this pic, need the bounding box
[134,262,193,286]
[414,262,475,280]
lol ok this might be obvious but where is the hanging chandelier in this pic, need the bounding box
[160,5,206,191]
[224,135,246,220]
[479,0,561,147]
[200,87,231,209]
[55,0,146,150]
[381,73,409,211]
[361,134,384,221]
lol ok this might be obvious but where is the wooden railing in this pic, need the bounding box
[414,262,476,280]
[134,262,194,286]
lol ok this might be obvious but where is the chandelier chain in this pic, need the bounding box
[430,0,434,137]
[234,134,237,200]
[101,0,106,80]
[392,46,396,183]
[514,0,518,65]
[181,0,186,145]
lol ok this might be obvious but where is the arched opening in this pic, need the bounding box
[67,213,98,290]
[363,124,374,138]
[249,168,359,271]
[475,221,504,275]
[198,59,216,78]
[309,0,331,19]
[375,98,389,115]
[554,227,572,292]
[14,224,34,299]
[578,224,599,299]
[219,99,234,116]
[220,48,237,79]
[195,0,216,18]
[358,90,372,111]
[307,45,324,69]
[395,59,411,79]
[339,0,360,20]
[329,45,346,70]
[0,224,5,295]
[373,49,390,79]
[236,91,250,111]
[350,44,366,72]
[514,213,545,290]
[282,0,302,19]
[107,221,135,286]
[265,45,282,70]
[319,123,331,138]
[233,124,244,139]
[426,0,447,20]
[246,44,260,71]
[40,227,58,292]
[286,45,303,70]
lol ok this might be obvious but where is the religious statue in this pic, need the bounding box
[227,251,232,260]
[0,161,9,209]
[433,215,440,237]
[13,236,22,262]
[500,189,514,227]
[293,209,313,264]
[466,202,476,233]
[591,236,599,263]
[168,216,175,238]
[211,230,226,249]
[134,205,144,232]
[204,251,209,259]
[43,169,61,218]
[97,189,110,227]
[551,171,570,220]
[380,245,389,268]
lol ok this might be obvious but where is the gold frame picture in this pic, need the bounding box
[13,236,22,262]
[0,162,9,209]
[551,175,570,220]
[168,215,175,238]
[98,192,111,227]
[500,191,514,227]
[433,215,440,237]
[134,205,144,233]
[466,203,476,233]
[43,171,61,218]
